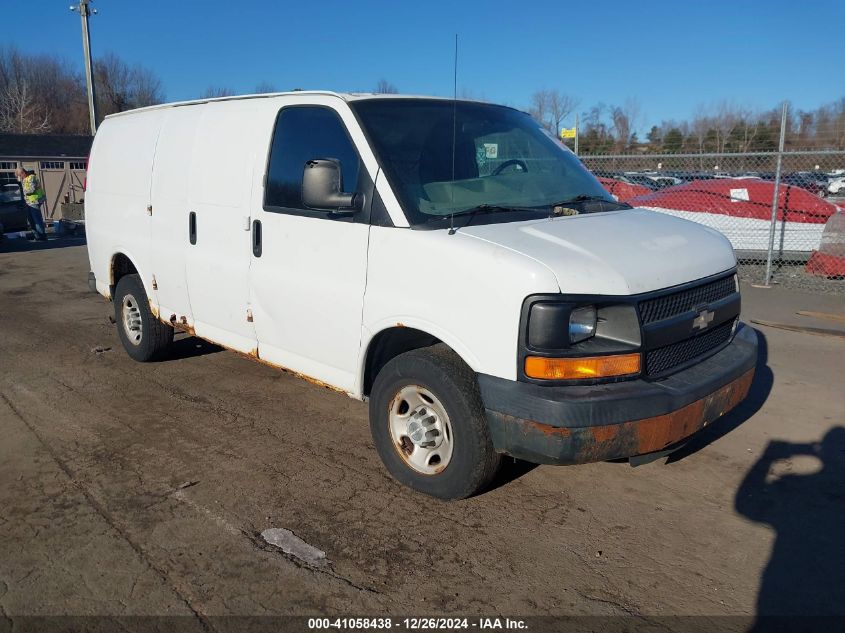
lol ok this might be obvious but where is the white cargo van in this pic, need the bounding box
[86,92,758,499]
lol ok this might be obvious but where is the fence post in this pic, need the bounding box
[574,113,579,156]
[764,102,788,286]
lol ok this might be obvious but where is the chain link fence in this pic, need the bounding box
[580,149,845,294]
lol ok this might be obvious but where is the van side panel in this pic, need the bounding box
[150,107,202,323]
[183,100,262,352]
[86,110,164,299]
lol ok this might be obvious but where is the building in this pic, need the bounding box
[0,134,93,221]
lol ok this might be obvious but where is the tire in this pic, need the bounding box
[113,273,173,362]
[369,345,500,500]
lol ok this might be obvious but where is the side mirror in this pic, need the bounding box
[302,158,362,212]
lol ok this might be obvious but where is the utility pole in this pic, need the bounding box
[70,0,98,135]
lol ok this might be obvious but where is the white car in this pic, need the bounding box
[85,92,758,499]
[828,175,845,196]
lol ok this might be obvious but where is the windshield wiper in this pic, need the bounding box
[450,203,539,217]
[446,204,540,234]
[545,195,631,210]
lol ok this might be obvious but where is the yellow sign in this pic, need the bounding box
[560,127,576,139]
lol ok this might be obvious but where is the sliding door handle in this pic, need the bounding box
[188,211,197,245]
[252,219,262,257]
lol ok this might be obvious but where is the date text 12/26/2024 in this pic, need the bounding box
[308,618,528,630]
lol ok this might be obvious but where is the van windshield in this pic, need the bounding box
[351,98,617,227]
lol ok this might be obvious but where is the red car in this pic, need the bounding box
[596,177,652,202]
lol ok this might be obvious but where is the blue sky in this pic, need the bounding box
[7,0,843,132]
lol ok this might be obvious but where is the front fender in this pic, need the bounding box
[357,317,483,395]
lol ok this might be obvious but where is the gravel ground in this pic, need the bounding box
[0,238,842,630]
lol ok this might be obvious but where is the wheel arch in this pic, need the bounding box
[360,323,480,398]
[109,250,143,297]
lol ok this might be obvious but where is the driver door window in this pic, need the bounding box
[264,106,361,215]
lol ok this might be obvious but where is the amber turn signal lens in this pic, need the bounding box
[524,353,641,380]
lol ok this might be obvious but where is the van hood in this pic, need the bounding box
[460,208,736,295]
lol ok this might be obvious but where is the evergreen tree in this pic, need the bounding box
[664,128,683,152]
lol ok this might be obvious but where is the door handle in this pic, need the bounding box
[252,219,262,257]
[189,211,197,245]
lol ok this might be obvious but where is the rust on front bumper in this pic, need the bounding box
[488,367,755,465]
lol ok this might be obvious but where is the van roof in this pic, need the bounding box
[102,91,479,120]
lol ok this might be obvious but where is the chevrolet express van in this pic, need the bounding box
[86,92,758,499]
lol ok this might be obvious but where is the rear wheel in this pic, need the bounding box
[113,274,173,362]
[369,346,500,500]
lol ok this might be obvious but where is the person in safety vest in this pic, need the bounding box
[15,167,48,241]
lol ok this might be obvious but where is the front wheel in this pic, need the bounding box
[113,274,173,362]
[369,346,500,500]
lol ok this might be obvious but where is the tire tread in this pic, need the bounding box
[369,344,500,500]
[114,274,173,362]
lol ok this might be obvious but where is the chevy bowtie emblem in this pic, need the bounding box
[693,309,715,330]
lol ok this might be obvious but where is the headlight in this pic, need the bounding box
[569,305,597,343]
[526,302,637,350]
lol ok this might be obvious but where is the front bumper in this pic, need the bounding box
[478,323,758,465]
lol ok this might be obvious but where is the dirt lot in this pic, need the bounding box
[0,238,843,628]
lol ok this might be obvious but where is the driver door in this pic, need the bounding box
[248,100,372,393]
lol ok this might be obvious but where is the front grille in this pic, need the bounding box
[645,320,734,376]
[639,275,736,325]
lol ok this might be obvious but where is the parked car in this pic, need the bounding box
[618,173,661,189]
[0,182,30,238]
[596,176,652,202]
[683,172,718,181]
[86,92,758,499]
[772,172,828,197]
[629,178,839,255]
[827,174,845,196]
[620,173,682,189]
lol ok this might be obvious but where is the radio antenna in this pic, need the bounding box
[448,33,458,235]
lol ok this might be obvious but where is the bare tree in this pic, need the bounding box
[529,89,551,131]
[735,106,760,153]
[29,56,87,133]
[609,98,641,150]
[374,79,398,94]
[548,91,579,137]
[254,81,277,94]
[530,89,578,136]
[578,103,614,154]
[0,47,89,134]
[610,106,630,149]
[457,87,489,102]
[95,52,164,117]
[0,81,50,133]
[202,86,236,98]
[712,101,740,153]
[133,67,163,107]
[689,104,712,152]
[811,98,845,149]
